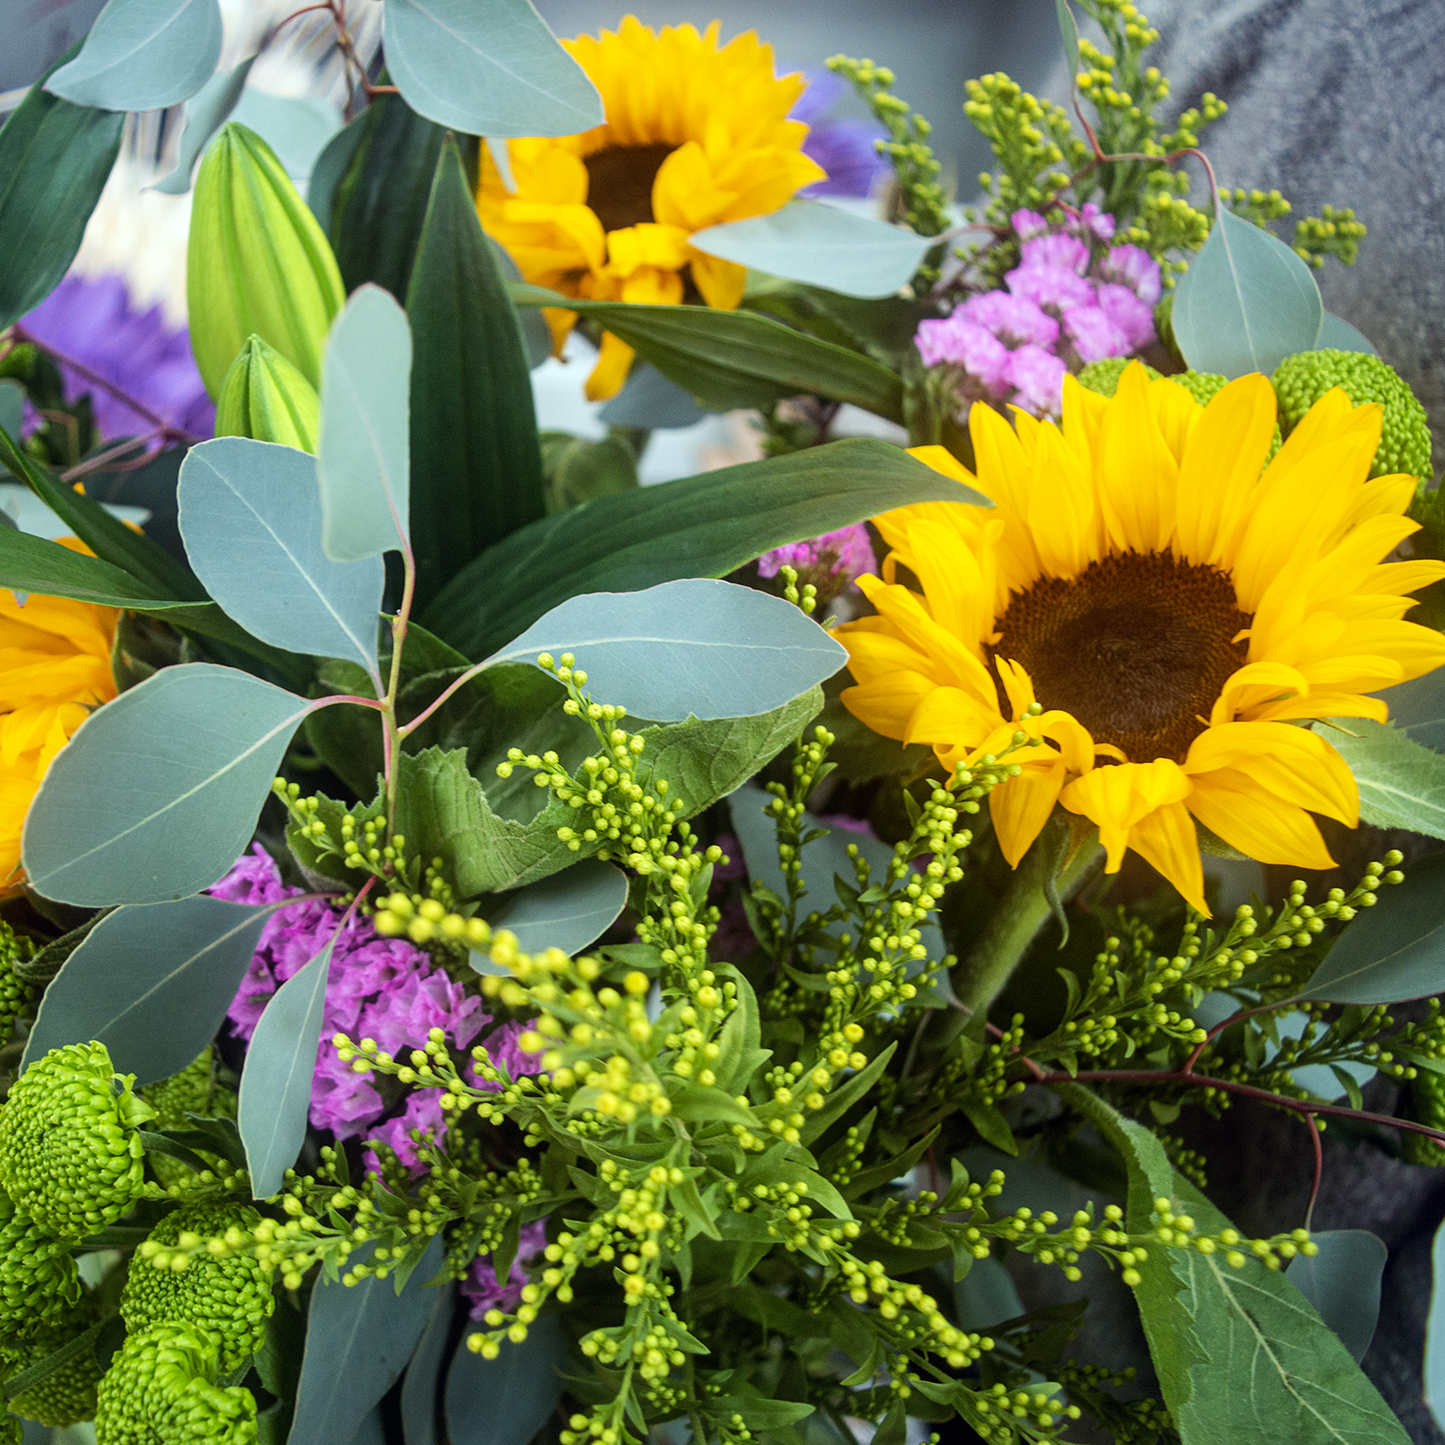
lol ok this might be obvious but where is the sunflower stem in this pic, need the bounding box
[953,826,1103,1017]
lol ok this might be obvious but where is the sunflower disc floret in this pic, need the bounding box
[1273,348,1432,480]
[122,1204,273,1371]
[0,1043,152,1238]
[0,1298,103,1427]
[95,1325,256,1445]
[0,1209,84,1335]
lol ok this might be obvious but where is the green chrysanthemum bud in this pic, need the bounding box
[0,921,36,1049]
[121,1204,273,1371]
[1076,357,1161,396]
[1272,348,1432,479]
[187,122,345,398]
[141,1048,236,1191]
[94,1325,256,1445]
[1403,1067,1445,1166]
[0,1298,103,1427]
[0,1043,153,1238]
[214,335,321,452]
[0,1209,83,1335]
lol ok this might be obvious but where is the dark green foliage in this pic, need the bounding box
[406,136,546,608]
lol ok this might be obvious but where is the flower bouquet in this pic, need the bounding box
[2,1,1445,1442]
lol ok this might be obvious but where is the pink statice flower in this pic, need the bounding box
[757,525,875,583]
[461,1220,550,1319]
[956,292,1059,349]
[210,848,491,1141]
[1006,263,1095,313]
[365,1091,448,1173]
[1094,283,1157,352]
[1071,202,1116,241]
[915,316,1012,388]
[1020,233,1090,275]
[1009,208,1052,240]
[1062,305,1131,364]
[1005,345,1070,415]
[1100,244,1163,304]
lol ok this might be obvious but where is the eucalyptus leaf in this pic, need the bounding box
[231,88,340,182]
[23,896,281,1084]
[382,0,602,139]
[0,54,124,331]
[1285,1230,1386,1364]
[1063,1083,1410,1445]
[489,578,846,722]
[152,54,254,195]
[422,438,977,659]
[1055,0,1081,75]
[45,0,223,112]
[407,135,545,608]
[689,201,933,299]
[22,664,313,907]
[487,860,629,956]
[1316,312,1377,355]
[178,437,384,682]
[598,362,709,429]
[1298,849,1445,1004]
[1324,718,1445,839]
[511,283,904,421]
[1171,207,1325,379]
[291,1236,446,1445]
[317,284,412,561]
[400,1285,455,1445]
[239,927,338,1198]
[444,1311,564,1445]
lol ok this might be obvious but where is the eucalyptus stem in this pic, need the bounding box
[953,826,1103,1017]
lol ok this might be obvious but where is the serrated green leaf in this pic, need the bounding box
[1327,718,1445,839]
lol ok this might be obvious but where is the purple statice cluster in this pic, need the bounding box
[211,847,529,1169]
[460,1219,550,1319]
[915,205,1163,418]
[19,273,214,441]
[757,524,876,591]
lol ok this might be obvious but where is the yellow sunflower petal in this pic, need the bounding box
[1186,770,1337,870]
[585,331,636,401]
[1128,801,1208,916]
[1098,361,1178,554]
[990,760,1069,867]
[1183,720,1358,826]
[839,676,938,740]
[1059,759,1192,873]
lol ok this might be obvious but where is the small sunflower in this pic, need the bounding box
[838,362,1445,913]
[478,16,825,401]
[0,544,117,885]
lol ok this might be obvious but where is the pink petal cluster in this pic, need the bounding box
[914,207,1161,418]
[756,524,876,589]
[211,847,492,1141]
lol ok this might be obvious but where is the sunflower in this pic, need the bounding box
[837,362,1445,914]
[0,544,118,885]
[478,16,825,401]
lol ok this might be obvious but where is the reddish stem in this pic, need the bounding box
[1303,1112,1323,1232]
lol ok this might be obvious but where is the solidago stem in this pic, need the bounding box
[953,827,1103,1017]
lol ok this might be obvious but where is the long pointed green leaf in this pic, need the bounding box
[0,48,123,329]
[407,136,545,606]
[510,282,904,421]
[422,437,983,658]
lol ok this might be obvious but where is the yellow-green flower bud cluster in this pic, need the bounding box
[965,1381,1080,1440]
[371,891,491,949]
[93,1324,256,1445]
[0,1043,152,1238]
[1142,1197,1317,1276]
[124,1204,274,1372]
[1292,205,1367,270]
[0,1298,103,1428]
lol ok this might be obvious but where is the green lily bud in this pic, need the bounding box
[187,122,345,398]
[215,334,320,452]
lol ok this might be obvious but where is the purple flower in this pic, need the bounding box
[359,971,487,1059]
[365,1091,448,1173]
[1072,202,1116,241]
[1101,245,1163,307]
[956,291,1060,349]
[19,273,213,441]
[1004,345,1068,417]
[468,1020,544,1091]
[1062,304,1132,363]
[1094,283,1157,351]
[461,1220,550,1319]
[1019,233,1090,275]
[1006,263,1095,313]
[792,70,889,199]
[915,316,1012,389]
[1010,209,1052,241]
[757,524,876,584]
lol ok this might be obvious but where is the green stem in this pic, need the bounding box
[952,825,1103,1017]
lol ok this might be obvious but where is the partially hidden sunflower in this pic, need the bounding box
[837,361,1445,914]
[478,16,825,401]
[0,542,117,885]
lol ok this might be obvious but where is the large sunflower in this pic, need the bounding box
[478,16,825,401]
[838,362,1445,913]
[0,544,117,885]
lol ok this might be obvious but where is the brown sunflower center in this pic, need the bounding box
[583,143,676,233]
[989,550,1252,762]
